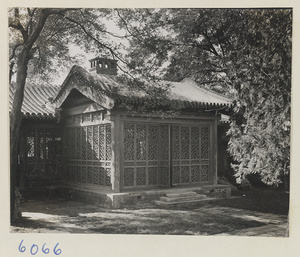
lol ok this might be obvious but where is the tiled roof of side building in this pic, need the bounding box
[9,83,59,119]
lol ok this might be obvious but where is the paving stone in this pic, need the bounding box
[210,206,288,237]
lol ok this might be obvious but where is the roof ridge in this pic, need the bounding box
[181,78,232,102]
[25,84,60,89]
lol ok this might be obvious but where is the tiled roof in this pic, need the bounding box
[166,78,231,107]
[9,83,59,119]
[54,65,232,109]
[10,65,232,119]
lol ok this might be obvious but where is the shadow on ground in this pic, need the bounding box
[13,200,264,235]
[11,188,289,235]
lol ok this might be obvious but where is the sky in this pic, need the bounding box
[54,15,129,85]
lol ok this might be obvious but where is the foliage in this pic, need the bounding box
[9,8,126,85]
[116,8,292,186]
[226,10,291,185]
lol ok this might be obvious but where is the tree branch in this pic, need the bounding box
[202,30,219,57]
[9,43,23,61]
[116,10,144,43]
[9,21,29,43]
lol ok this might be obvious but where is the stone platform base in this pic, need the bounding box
[20,184,232,209]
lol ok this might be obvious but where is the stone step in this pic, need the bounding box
[159,194,208,202]
[165,191,198,198]
[154,197,217,206]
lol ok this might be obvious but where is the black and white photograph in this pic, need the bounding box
[2,3,299,257]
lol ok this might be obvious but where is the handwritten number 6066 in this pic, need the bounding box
[19,240,62,255]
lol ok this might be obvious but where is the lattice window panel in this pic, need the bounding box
[67,128,72,159]
[159,125,169,161]
[87,127,93,160]
[76,127,81,159]
[93,167,105,186]
[54,130,62,145]
[148,125,158,160]
[93,112,102,122]
[93,167,99,185]
[93,126,99,160]
[81,166,87,183]
[87,166,93,184]
[37,129,44,160]
[81,127,87,160]
[200,165,209,182]
[99,125,105,160]
[136,167,146,186]
[180,127,190,159]
[124,124,135,160]
[27,129,35,158]
[105,168,111,186]
[191,127,200,159]
[71,166,77,182]
[70,128,76,159]
[65,129,70,159]
[172,166,180,184]
[180,166,190,183]
[160,167,169,186]
[201,127,210,159]
[136,125,146,160]
[45,132,53,160]
[105,125,112,161]
[172,126,180,160]
[124,167,134,186]
[62,129,68,159]
[191,166,200,182]
[82,113,92,123]
[148,167,158,185]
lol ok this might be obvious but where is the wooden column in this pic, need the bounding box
[111,114,121,192]
[212,118,218,185]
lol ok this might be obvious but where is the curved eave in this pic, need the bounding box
[22,112,57,120]
[115,96,232,110]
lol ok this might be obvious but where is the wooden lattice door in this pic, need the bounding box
[122,122,212,189]
[171,125,211,186]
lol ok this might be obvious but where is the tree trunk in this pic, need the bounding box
[10,48,30,224]
[10,10,50,224]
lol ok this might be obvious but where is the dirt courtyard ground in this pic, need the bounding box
[11,188,289,236]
